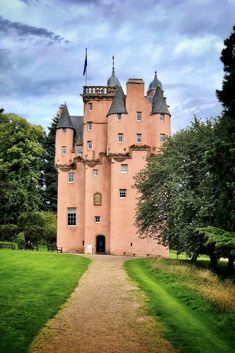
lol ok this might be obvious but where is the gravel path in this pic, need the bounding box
[31,255,176,353]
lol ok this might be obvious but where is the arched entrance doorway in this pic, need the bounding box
[96,235,105,253]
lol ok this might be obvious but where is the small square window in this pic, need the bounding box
[67,207,77,226]
[160,133,166,143]
[95,216,101,223]
[119,189,127,198]
[68,173,74,183]
[118,133,123,143]
[121,164,128,173]
[87,140,92,150]
[61,146,67,155]
[88,102,92,111]
[63,128,67,133]
[87,122,92,130]
[92,169,99,176]
[77,146,82,156]
[136,112,142,121]
[160,114,165,121]
[117,113,122,120]
[136,133,142,144]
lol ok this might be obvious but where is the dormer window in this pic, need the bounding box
[88,102,92,111]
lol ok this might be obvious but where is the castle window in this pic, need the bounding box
[136,133,142,144]
[88,102,92,111]
[61,146,67,155]
[95,216,101,223]
[77,146,82,156]
[63,128,67,133]
[87,122,92,130]
[87,140,93,150]
[160,133,166,143]
[136,112,142,121]
[68,173,74,183]
[119,189,127,198]
[117,113,122,120]
[160,114,165,121]
[67,207,77,226]
[118,133,123,143]
[92,169,99,176]
[94,192,102,206]
[121,164,128,173]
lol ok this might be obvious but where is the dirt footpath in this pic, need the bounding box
[31,255,176,353]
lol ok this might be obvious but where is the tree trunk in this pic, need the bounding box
[209,251,218,271]
[228,255,234,271]
[190,253,198,263]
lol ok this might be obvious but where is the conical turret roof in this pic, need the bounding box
[107,85,127,116]
[151,87,171,116]
[147,71,162,93]
[56,103,75,130]
[107,56,120,87]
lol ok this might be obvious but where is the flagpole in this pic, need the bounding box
[85,48,87,86]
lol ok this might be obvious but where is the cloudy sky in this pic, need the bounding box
[0,0,234,132]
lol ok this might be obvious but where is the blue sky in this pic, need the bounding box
[0,0,234,132]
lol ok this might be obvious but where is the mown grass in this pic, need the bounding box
[125,258,235,353]
[0,250,90,353]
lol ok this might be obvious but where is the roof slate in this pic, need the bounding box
[107,85,128,116]
[56,104,75,130]
[151,87,171,116]
[147,72,162,92]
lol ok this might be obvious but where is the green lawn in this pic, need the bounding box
[125,258,235,353]
[0,250,90,353]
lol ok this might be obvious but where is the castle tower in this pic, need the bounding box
[55,63,171,256]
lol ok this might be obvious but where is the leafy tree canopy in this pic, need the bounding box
[0,113,44,223]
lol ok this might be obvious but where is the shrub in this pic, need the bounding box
[23,225,44,244]
[16,232,25,245]
[17,212,44,232]
[17,211,57,244]
[0,224,18,241]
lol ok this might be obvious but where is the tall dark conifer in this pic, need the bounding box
[206,26,235,231]
[41,115,58,212]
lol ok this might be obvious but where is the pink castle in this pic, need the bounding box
[55,64,171,256]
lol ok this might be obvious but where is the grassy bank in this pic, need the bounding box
[0,251,90,353]
[125,258,235,353]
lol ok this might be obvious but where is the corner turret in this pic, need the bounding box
[151,87,171,116]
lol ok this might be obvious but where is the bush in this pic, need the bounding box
[23,226,44,244]
[16,232,25,245]
[17,212,57,244]
[17,212,44,232]
[0,224,18,241]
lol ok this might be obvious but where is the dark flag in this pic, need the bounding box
[83,48,87,76]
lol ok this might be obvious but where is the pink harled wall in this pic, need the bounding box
[55,77,170,256]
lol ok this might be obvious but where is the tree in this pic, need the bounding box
[0,113,44,223]
[135,118,217,261]
[207,26,235,231]
[40,115,58,212]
